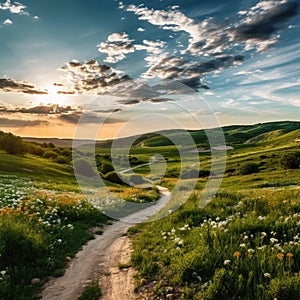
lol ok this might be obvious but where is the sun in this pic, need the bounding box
[43,84,66,106]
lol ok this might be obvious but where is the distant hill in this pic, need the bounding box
[21,121,300,148]
[133,121,300,147]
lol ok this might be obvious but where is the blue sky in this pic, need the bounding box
[0,0,299,138]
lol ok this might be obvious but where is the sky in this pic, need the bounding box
[0,0,299,139]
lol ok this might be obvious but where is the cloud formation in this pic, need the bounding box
[122,1,299,90]
[3,18,13,25]
[0,78,48,94]
[0,0,29,15]
[59,59,131,94]
[98,32,135,63]
[0,117,49,127]
[233,0,299,51]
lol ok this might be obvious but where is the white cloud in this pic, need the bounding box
[33,15,39,20]
[98,32,135,63]
[137,27,145,32]
[126,4,228,57]
[0,0,29,15]
[135,39,166,55]
[3,18,13,25]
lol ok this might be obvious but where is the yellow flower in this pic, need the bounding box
[277,253,284,259]
[286,253,294,258]
[233,251,241,257]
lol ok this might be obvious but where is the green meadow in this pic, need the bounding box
[0,120,299,299]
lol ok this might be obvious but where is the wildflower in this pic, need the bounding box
[224,260,231,265]
[264,273,271,278]
[270,238,278,243]
[233,251,241,257]
[239,243,246,248]
[248,248,255,253]
[201,282,209,289]
[57,239,62,243]
[286,253,294,258]
[0,271,6,276]
[277,253,284,259]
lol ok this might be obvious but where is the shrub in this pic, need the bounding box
[281,152,300,169]
[55,155,70,164]
[73,158,97,177]
[0,216,46,268]
[27,143,45,156]
[43,150,59,160]
[0,133,27,155]
[78,282,102,300]
[239,162,259,175]
[100,161,114,174]
[268,273,300,300]
[104,171,124,185]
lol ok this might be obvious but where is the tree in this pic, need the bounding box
[0,133,27,155]
[239,162,259,175]
[281,152,300,169]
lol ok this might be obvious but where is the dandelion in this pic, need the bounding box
[264,273,271,278]
[224,260,231,265]
[233,251,241,257]
[277,253,284,259]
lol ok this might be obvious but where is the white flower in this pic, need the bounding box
[57,239,62,243]
[248,248,255,253]
[224,260,231,265]
[270,238,278,243]
[202,282,209,289]
[239,243,246,248]
[0,271,6,276]
[264,273,271,278]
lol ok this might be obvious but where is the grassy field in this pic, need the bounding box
[0,121,299,299]
[126,122,300,300]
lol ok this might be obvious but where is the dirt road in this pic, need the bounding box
[41,186,170,300]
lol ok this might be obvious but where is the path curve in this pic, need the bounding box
[41,186,170,300]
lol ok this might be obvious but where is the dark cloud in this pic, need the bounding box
[145,55,243,90]
[94,108,122,113]
[118,97,174,105]
[59,111,120,124]
[57,90,75,95]
[235,1,299,41]
[0,78,48,95]
[0,104,76,115]
[60,59,132,94]
[0,118,49,127]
